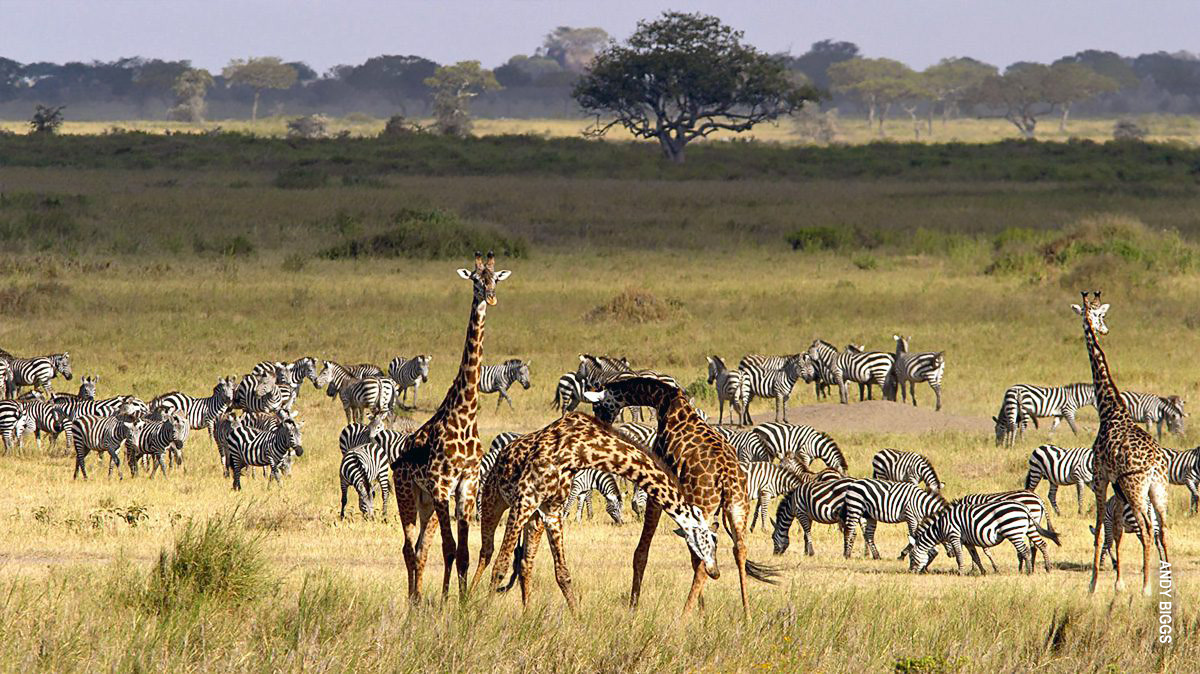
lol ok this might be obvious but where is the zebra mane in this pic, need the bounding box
[811,339,837,351]
[502,358,524,367]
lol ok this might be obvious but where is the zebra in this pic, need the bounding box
[936,490,1058,573]
[577,354,645,421]
[0,359,8,399]
[1091,494,1165,570]
[796,342,838,401]
[338,414,390,455]
[225,417,304,490]
[993,385,1031,448]
[907,499,1054,575]
[150,377,235,442]
[551,372,590,417]
[50,376,98,402]
[339,376,397,424]
[706,356,750,426]
[841,479,949,559]
[70,398,143,479]
[0,401,35,455]
[232,373,284,414]
[561,469,623,524]
[738,354,805,423]
[1007,383,1096,436]
[886,335,945,411]
[770,477,856,556]
[1120,391,1186,440]
[388,355,431,409]
[871,448,942,492]
[125,411,189,478]
[19,397,70,452]
[611,423,657,517]
[1162,446,1200,514]
[340,443,393,520]
[743,461,811,533]
[752,422,849,475]
[832,344,894,404]
[7,353,72,398]
[713,426,772,463]
[56,394,145,420]
[1024,444,1094,515]
[478,359,531,412]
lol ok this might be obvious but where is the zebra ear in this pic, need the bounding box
[456,269,472,280]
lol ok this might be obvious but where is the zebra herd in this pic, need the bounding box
[994,381,1187,448]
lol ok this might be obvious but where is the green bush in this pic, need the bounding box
[320,208,527,260]
[786,226,849,251]
[140,513,270,615]
[193,234,255,257]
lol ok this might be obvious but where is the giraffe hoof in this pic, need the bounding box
[1114,579,1126,593]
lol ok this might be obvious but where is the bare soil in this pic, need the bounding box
[764,400,993,435]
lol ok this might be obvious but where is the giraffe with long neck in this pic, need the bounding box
[394,251,510,600]
[1073,290,1170,595]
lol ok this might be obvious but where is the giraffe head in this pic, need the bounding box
[1071,290,1109,336]
[670,505,719,578]
[457,251,511,307]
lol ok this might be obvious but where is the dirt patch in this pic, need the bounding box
[770,400,991,435]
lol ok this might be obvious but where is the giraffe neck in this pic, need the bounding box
[438,298,486,423]
[1081,316,1129,425]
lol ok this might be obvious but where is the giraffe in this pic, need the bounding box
[468,412,717,610]
[1073,291,1171,595]
[393,251,510,601]
[584,371,780,615]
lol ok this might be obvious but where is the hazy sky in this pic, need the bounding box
[2,0,1196,73]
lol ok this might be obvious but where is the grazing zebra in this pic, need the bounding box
[388,355,431,409]
[753,422,849,475]
[7,353,72,398]
[706,356,751,426]
[738,354,805,423]
[70,399,143,479]
[125,411,189,478]
[886,336,946,411]
[743,461,811,532]
[0,401,35,454]
[150,377,235,441]
[770,477,855,556]
[51,376,98,402]
[340,443,392,519]
[225,417,304,490]
[551,372,589,417]
[1162,446,1200,514]
[841,479,948,559]
[232,373,284,414]
[832,344,894,404]
[942,490,1058,573]
[612,423,656,517]
[1024,444,1094,515]
[993,385,1032,448]
[478,359,531,412]
[1005,383,1096,437]
[871,448,943,492]
[907,499,1051,575]
[338,415,389,455]
[713,426,773,463]
[1120,391,1186,440]
[1092,494,1165,570]
[562,469,623,524]
[19,397,70,451]
[339,376,397,424]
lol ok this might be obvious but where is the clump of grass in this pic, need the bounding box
[0,280,70,315]
[140,512,270,615]
[893,654,969,673]
[273,166,328,189]
[586,287,678,324]
[281,252,309,272]
[320,208,527,260]
[787,226,849,251]
[193,234,255,257]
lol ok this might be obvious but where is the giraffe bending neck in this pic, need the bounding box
[1080,306,1130,425]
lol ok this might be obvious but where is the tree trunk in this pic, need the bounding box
[927,106,935,135]
[657,133,685,163]
[878,103,890,137]
[867,97,876,130]
[1059,103,1071,133]
[906,106,921,140]
[251,90,261,122]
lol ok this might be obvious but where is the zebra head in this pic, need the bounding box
[274,363,295,388]
[992,415,1006,447]
[16,409,34,437]
[417,355,430,382]
[314,361,334,390]
[293,357,318,385]
[705,356,725,384]
[78,376,98,399]
[893,335,911,354]
[367,412,388,438]
[671,505,719,579]
[1071,291,1109,336]
[456,251,511,307]
[282,418,304,457]
[514,360,531,390]
[52,353,72,380]
[167,411,189,437]
[1163,395,1187,434]
[215,377,235,404]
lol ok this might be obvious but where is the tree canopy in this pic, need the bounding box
[542,27,609,73]
[424,60,501,136]
[222,57,298,120]
[573,11,818,162]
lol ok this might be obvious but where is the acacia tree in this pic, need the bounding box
[423,61,501,136]
[827,57,915,135]
[222,57,297,121]
[922,57,997,130]
[167,68,213,123]
[573,12,817,163]
[1045,62,1118,131]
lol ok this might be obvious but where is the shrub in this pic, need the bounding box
[786,226,849,251]
[320,208,527,260]
[0,280,70,315]
[281,252,308,272]
[30,104,65,134]
[585,287,679,324]
[140,513,270,615]
[380,115,427,138]
[1113,119,1148,141]
[193,234,255,257]
[273,166,328,189]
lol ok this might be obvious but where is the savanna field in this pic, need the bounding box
[1,128,1199,672]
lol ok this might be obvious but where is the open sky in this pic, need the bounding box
[2,0,1195,72]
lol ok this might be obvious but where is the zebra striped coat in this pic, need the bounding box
[738,354,805,423]
[713,426,772,463]
[743,461,810,533]
[0,401,35,454]
[340,443,392,519]
[19,397,70,451]
[1121,391,1186,440]
[994,385,1033,448]
[841,479,948,559]
[225,417,304,490]
[70,407,143,480]
[753,422,849,475]
[7,353,72,398]
[908,499,1048,575]
[126,412,189,478]
[150,377,235,438]
[935,490,1057,573]
[1024,444,1094,515]
[706,356,751,426]
[562,469,623,524]
[1008,383,1096,436]
[388,355,431,409]
[51,376,98,402]
[478,359,531,412]
[339,376,397,424]
[232,373,284,414]
[1162,446,1200,514]
[552,372,589,417]
[833,344,894,404]
[481,432,522,485]
[771,477,856,556]
[871,449,942,492]
[796,343,838,401]
[887,336,945,411]
[1093,493,1165,570]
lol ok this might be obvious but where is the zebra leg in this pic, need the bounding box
[932,384,942,412]
[718,398,725,427]
[864,519,880,559]
[782,394,790,423]
[74,448,87,480]
[909,382,918,408]
[800,513,816,556]
[340,480,349,519]
[1076,479,1086,514]
[584,494,594,520]
[231,461,243,490]
[842,512,857,559]
[1186,479,1198,515]
[965,545,987,575]
[1047,483,1061,516]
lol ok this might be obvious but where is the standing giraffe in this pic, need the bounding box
[1073,291,1171,595]
[468,412,717,610]
[393,251,511,600]
[585,372,779,615]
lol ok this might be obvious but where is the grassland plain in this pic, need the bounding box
[0,154,1198,671]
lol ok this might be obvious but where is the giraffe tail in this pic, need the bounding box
[745,559,782,584]
[499,540,524,593]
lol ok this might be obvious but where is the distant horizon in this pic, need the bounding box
[3,0,1196,74]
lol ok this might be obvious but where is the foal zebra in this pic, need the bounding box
[887,336,945,411]
[0,401,35,454]
[771,477,855,556]
[1121,391,1186,440]
[150,377,235,441]
[907,499,1051,575]
[752,422,849,475]
[833,344,894,404]
[1162,447,1200,514]
[225,417,304,490]
[562,469,623,524]
[950,490,1058,573]
[738,354,805,423]
[340,444,392,519]
[871,448,942,492]
[478,359,531,412]
[841,479,948,559]
[19,397,70,451]
[388,355,431,409]
[1024,444,1094,515]
[551,372,589,417]
[706,356,750,426]
[6,353,72,398]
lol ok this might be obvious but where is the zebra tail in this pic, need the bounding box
[745,559,783,585]
[1036,517,1062,547]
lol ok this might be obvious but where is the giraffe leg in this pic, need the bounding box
[680,554,709,616]
[490,498,540,593]
[630,500,663,609]
[723,501,751,616]
[1089,478,1109,594]
[430,500,458,599]
[413,501,438,601]
[395,480,422,600]
[518,518,546,607]
[1149,480,1170,566]
[469,490,506,593]
[542,514,577,612]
